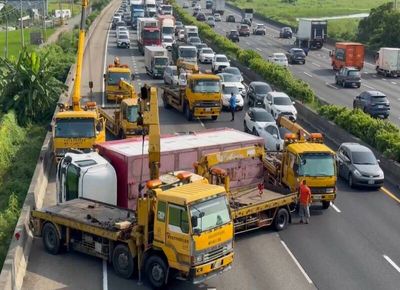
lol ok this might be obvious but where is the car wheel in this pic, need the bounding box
[244,121,248,133]
[348,173,354,188]
[352,102,356,109]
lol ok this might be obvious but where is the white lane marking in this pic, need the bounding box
[246,41,250,45]
[198,118,205,128]
[103,260,108,290]
[364,71,368,74]
[372,74,377,77]
[383,255,400,273]
[102,20,112,107]
[312,62,321,67]
[281,241,313,284]
[330,203,341,213]
[362,83,375,90]
[303,72,313,78]
[382,78,387,81]
[256,48,262,52]
[326,82,338,90]
[391,81,397,85]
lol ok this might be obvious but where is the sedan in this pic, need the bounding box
[207,16,215,27]
[247,81,273,107]
[222,66,243,82]
[212,54,230,72]
[336,143,384,188]
[198,47,215,63]
[259,125,291,151]
[243,107,275,135]
[279,27,292,38]
[253,24,266,35]
[268,53,288,68]
[264,91,297,121]
[187,36,202,46]
[196,13,206,21]
[226,14,235,22]
[163,65,179,86]
[221,86,244,110]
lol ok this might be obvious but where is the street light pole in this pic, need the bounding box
[20,0,24,47]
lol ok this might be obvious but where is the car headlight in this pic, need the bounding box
[353,169,362,177]
[326,187,335,193]
[378,169,384,178]
[195,254,204,263]
[225,241,233,251]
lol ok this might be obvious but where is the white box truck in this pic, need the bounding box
[212,0,225,15]
[375,47,400,77]
[144,46,169,78]
[296,19,327,49]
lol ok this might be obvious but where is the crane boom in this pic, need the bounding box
[119,80,137,99]
[72,0,89,111]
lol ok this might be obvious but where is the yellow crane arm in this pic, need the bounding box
[72,0,89,111]
[119,80,137,99]
[277,116,310,140]
[177,59,199,74]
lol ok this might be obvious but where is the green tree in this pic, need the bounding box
[0,49,67,124]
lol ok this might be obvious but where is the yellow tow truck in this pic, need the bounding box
[104,57,135,102]
[99,80,142,138]
[162,61,222,121]
[31,86,234,289]
[53,0,105,160]
[264,116,337,209]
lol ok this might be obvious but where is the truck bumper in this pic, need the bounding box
[189,252,234,284]
[311,193,336,203]
[193,107,221,117]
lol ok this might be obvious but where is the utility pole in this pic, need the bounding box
[5,15,8,57]
[59,0,63,25]
[42,0,46,42]
[20,0,24,47]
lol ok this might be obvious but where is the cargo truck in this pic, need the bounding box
[131,7,144,29]
[137,18,161,54]
[330,42,365,70]
[172,44,198,64]
[295,19,327,49]
[35,88,234,289]
[375,47,400,77]
[242,8,254,22]
[158,15,175,38]
[145,0,157,17]
[184,25,199,42]
[144,46,169,78]
[206,0,213,9]
[212,0,225,15]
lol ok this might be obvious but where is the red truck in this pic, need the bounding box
[330,42,365,70]
[137,17,161,55]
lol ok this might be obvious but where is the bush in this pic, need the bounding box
[318,105,400,161]
[0,194,20,267]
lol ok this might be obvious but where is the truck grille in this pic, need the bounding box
[310,187,327,194]
[203,244,230,263]
[196,101,220,107]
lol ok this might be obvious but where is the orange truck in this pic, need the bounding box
[330,42,365,70]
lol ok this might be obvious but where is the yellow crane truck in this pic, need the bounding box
[194,145,297,233]
[162,61,222,121]
[104,57,134,102]
[31,87,234,289]
[99,80,142,138]
[264,116,337,209]
[53,0,105,160]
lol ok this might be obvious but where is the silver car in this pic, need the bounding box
[258,124,290,151]
[163,65,179,85]
[336,143,384,188]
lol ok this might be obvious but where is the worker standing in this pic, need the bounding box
[229,92,237,121]
[298,179,311,224]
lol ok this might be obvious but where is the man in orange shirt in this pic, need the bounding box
[299,179,312,224]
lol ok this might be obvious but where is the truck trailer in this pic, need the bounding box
[330,42,365,70]
[296,19,327,49]
[144,46,169,78]
[375,47,400,77]
[212,0,225,15]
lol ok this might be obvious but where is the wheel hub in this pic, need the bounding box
[118,253,129,269]
[151,264,164,282]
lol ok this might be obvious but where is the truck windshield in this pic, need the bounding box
[133,11,145,17]
[126,105,139,123]
[162,27,174,35]
[193,79,220,93]
[144,30,160,39]
[154,57,168,66]
[190,196,230,233]
[55,118,95,138]
[108,72,130,85]
[298,153,335,177]
[180,48,197,58]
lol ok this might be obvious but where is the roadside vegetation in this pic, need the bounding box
[173,1,400,163]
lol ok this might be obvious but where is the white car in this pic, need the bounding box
[268,53,288,67]
[116,32,130,48]
[222,66,243,83]
[218,73,246,97]
[214,13,221,22]
[258,124,291,151]
[221,86,244,110]
[212,54,230,72]
[198,47,215,63]
[162,35,174,51]
[116,26,129,38]
[178,30,185,41]
[264,91,297,121]
[243,107,275,135]
[163,65,179,85]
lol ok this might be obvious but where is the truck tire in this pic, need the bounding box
[112,244,134,279]
[211,115,218,121]
[145,255,168,289]
[274,208,289,231]
[162,93,171,109]
[42,222,61,255]
[184,103,193,121]
[322,201,330,209]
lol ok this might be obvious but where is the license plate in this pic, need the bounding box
[205,108,211,112]
[313,194,322,200]
[368,180,375,184]
[212,259,223,269]
[378,105,383,108]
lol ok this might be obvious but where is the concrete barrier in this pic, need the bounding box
[0,1,115,289]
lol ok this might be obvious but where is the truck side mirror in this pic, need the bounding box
[131,74,135,80]
[103,73,106,79]
[191,216,198,228]
[329,51,333,57]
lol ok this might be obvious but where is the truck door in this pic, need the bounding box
[65,164,80,201]
[166,203,190,262]
[154,200,167,244]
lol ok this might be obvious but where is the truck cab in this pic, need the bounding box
[104,62,133,101]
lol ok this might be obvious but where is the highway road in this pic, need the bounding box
[20,1,400,289]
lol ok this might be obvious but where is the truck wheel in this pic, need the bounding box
[118,130,125,139]
[145,255,168,289]
[163,93,171,109]
[211,115,218,121]
[42,223,61,255]
[322,201,330,209]
[112,244,134,279]
[184,103,193,121]
[274,208,289,231]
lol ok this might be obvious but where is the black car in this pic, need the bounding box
[247,81,273,107]
[286,48,306,64]
[279,27,293,38]
[335,66,361,88]
[353,91,390,118]
[226,14,235,22]
[241,18,252,26]
[196,12,206,21]
[226,30,240,42]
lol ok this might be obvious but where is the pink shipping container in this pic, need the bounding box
[96,128,264,210]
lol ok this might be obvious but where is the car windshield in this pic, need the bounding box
[119,34,129,40]
[55,118,95,138]
[162,27,174,34]
[274,97,292,105]
[348,70,360,77]
[224,67,240,75]
[192,79,220,93]
[207,17,214,21]
[254,110,274,122]
[293,50,305,55]
[372,95,387,100]
[190,196,231,233]
[180,48,197,57]
[254,84,271,94]
[257,25,265,29]
[351,151,377,165]
[222,74,240,82]
[163,37,173,43]
[223,86,239,94]
[275,55,286,59]
[108,72,130,85]
[216,56,228,62]
[189,37,201,43]
[144,30,160,39]
[126,105,139,123]
[202,48,213,54]
[171,68,178,75]
[298,153,335,177]
[154,58,168,65]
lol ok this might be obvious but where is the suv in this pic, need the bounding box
[212,54,230,72]
[335,67,361,88]
[247,81,273,107]
[226,30,240,42]
[226,14,235,22]
[253,24,266,35]
[353,91,390,118]
[117,33,130,48]
[241,18,252,26]
[237,24,250,36]
[279,27,292,38]
[286,48,306,64]
[196,12,206,21]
